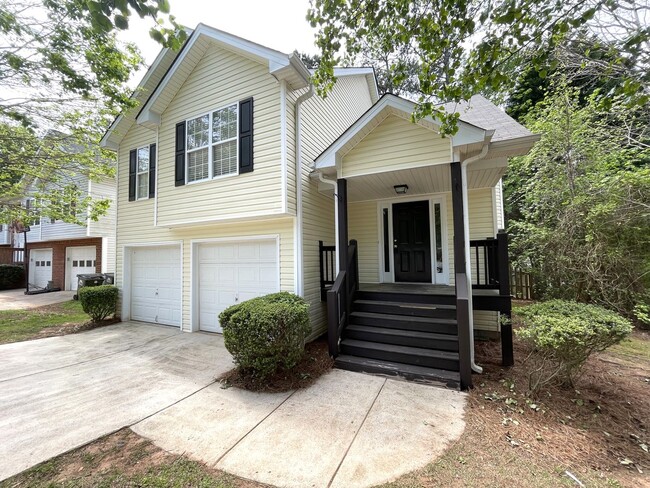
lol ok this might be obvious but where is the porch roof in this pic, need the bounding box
[313,94,489,171]
[312,93,540,173]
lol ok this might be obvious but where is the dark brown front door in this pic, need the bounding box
[393,200,432,283]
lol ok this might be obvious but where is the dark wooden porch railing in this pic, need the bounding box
[327,239,358,357]
[319,241,336,301]
[0,247,25,265]
[470,238,498,289]
[469,231,509,292]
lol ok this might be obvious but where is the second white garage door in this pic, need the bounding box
[198,239,279,333]
[130,246,181,327]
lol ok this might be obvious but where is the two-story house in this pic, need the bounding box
[12,175,116,292]
[101,24,539,389]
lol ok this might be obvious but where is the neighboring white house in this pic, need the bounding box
[9,175,116,291]
[100,24,538,388]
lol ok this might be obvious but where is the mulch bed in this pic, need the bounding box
[217,337,334,393]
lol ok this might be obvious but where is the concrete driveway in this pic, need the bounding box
[0,289,75,310]
[0,322,467,487]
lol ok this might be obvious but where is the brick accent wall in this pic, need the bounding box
[26,237,102,290]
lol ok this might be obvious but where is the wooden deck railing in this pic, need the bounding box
[326,240,358,357]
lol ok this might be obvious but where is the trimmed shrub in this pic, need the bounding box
[516,300,633,392]
[78,285,118,322]
[0,264,24,290]
[219,292,311,378]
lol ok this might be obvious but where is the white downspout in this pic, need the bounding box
[461,143,490,374]
[280,80,288,214]
[317,173,339,271]
[294,86,315,296]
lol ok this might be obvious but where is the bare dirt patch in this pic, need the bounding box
[32,316,120,339]
[218,337,334,392]
[1,428,264,488]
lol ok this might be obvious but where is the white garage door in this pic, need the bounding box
[130,246,181,327]
[198,239,279,333]
[67,246,97,291]
[29,249,52,289]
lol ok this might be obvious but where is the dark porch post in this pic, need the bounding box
[497,230,514,367]
[337,178,349,272]
[450,162,473,390]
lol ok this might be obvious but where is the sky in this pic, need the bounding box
[120,0,319,75]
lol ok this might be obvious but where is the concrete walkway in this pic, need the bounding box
[0,322,466,487]
[0,289,75,310]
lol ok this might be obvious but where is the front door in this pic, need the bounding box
[393,200,432,283]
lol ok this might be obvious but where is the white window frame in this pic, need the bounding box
[185,102,239,184]
[136,146,150,200]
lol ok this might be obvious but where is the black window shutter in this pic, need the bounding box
[128,149,137,201]
[148,143,156,198]
[239,97,254,174]
[175,122,186,186]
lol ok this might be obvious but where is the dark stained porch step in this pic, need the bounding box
[350,311,457,334]
[353,299,456,319]
[340,339,460,371]
[346,324,459,352]
[356,290,457,306]
[335,354,460,388]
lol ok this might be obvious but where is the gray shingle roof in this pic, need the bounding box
[442,95,533,142]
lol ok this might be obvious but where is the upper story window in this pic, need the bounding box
[186,103,238,183]
[128,144,156,202]
[136,146,150,200]
[24,198,40,226]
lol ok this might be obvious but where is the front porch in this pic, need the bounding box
[319,227,514,391]
[311,94,538,390]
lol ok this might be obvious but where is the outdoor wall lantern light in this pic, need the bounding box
[393,184,409,195]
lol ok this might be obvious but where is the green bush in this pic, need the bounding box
[515,300,633,391]
[219,292,311,378]
[0,264,24,290]
[78,285,118,322]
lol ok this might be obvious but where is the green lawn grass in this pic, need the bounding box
[609,335,650,361]
[0,300,89,345]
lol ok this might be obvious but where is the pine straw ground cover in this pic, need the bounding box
[382,326,650,488]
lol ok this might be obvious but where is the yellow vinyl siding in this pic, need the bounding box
[342,115,452,178]
[349,201,380,284]
[300,76,375,338]
[155,43,284,226]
